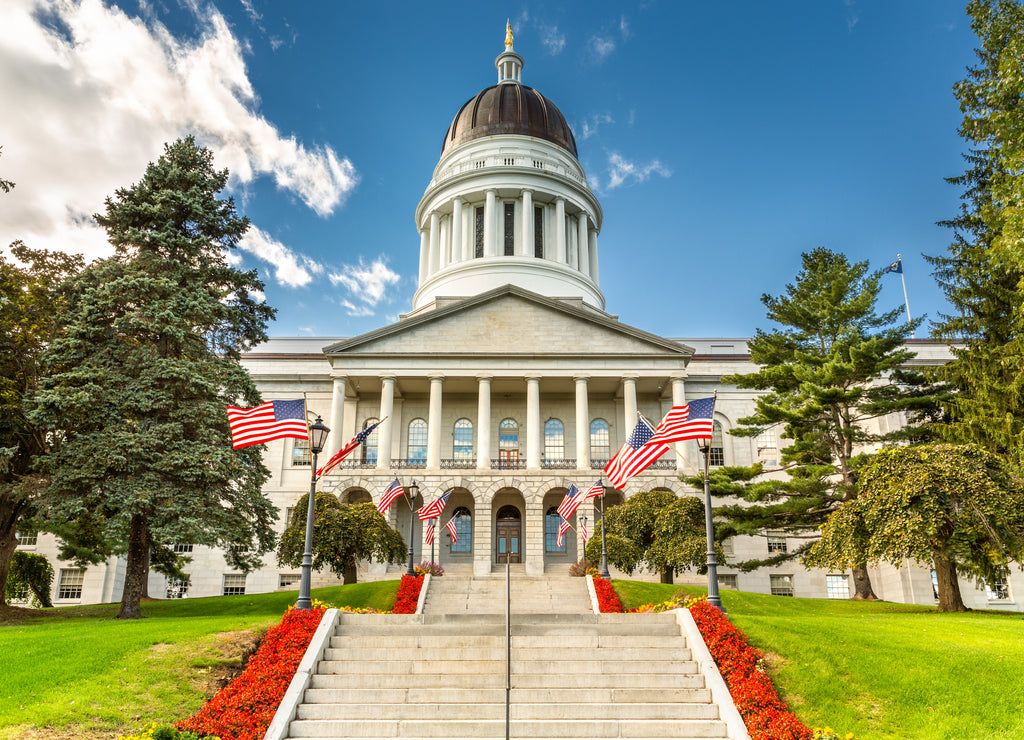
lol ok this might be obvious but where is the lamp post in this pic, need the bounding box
[599,487,611,580]
[697,436,725,612]
[296,415,330,611]
[406,481,419,576]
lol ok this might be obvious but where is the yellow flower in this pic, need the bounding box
[846,735,855,739]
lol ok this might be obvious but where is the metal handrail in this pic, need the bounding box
[505,551,511,740]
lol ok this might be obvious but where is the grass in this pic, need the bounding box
[0,580,399,739]
[613,579,1024,740]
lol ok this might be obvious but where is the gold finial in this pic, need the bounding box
[505,19,514,49]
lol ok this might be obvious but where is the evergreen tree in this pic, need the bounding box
[30,137,276,619]
[927,0,1024,466]
[706,248,936,600]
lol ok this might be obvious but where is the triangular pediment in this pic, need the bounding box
[323,285,693,358]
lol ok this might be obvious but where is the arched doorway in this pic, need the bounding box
[495,504,521,564]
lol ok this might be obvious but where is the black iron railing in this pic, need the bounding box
[541,458,577,469]
[491,458,525,470]
[440,458,476,469]
[391,458,427,469]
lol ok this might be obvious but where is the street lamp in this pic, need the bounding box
[296,415,330,610]
[697,436,725,612]
[599,487,611,580]
[406,481,419,576]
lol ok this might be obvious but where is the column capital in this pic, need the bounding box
[379,373,398,381]
[521,187,533,196]
[621,373,640,382]
[524,372,543,381]
[555,196,565,204]
[427,372,445,384]
[669,372,688,380]
[476,373,493,383]
[330,372,349,381]
[573,374,590,383]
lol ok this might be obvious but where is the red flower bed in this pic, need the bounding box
[591,575,623,613]
[688,600,812,740]
[177,606,326,740]
[391,574,424,614]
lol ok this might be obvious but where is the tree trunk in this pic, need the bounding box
[850,564,879,600]
[660,567,674,584]
[933,551,968,612]
[118,514,148,619]
[0,528,17,607]
[343,561,358,585]
[140,544,150,599]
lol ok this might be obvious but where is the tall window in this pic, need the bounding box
[534,205,544,257]
[57,568,85,600]
[544,419,564,462]
[545,506,566,552]
[718,574,738,590]
[767,532,788,553]
[453,419,473,460]
[292,438,311,466]
[589,419,610,461]
[770,574,795,597]
[755,426,778,467]
[475,206,484,258]
[15,531,37,547]
[361,418,379,464]
[166,577,189,599]
[223,574,247,596]
[408,419,428,463]
[450,507,472,553]
[279,573,301,589]
[826,574,849,599]
[504,203,515,255]
[708,421,725,467]
[985,572,1011,601]
[499,419,519,452]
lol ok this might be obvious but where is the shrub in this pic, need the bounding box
[414,561,444,577]
[391,574,424,614]
[591,575,623,613]
[567,559,592,577]
[6,551,54,607]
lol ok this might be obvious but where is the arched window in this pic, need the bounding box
[544,419,564,463]
[408,418,427,463]
[449,506,472,552]
[498,418,519,469]
[589,418,610,461]
[361,418,379,464]
[453,419,473,460]
[545,506,566,552]
[709,421,725,467]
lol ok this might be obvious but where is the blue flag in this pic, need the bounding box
[882,258,902,275]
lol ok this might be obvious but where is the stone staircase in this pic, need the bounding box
[286,576,731,739]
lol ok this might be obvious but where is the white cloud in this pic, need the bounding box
[328,258,401,309]
[338,299,374,317]
[539,24,566,55]
[619,15,631,40]
[588,35,616,61]
[239,226,324,288]
[596,152,672,192]
[578,113,614,141]
[0,0,357,260]
[844,0,860,31]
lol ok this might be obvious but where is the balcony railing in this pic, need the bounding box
[541,458,577,470]
[491,458,525,470]
[391,458,427,469]
[440,458,476,469]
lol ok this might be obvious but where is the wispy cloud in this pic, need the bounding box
[844,0,860,31]
[588,35,616,61]
[328,258,401,316]
[590,152,672,193]
[577,113,614,141]
[539,24,566,55]
[239,226,324,288]
[0,0,356,260]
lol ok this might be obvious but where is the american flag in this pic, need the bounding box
[583,481,604,500]
[317,419,383,477]
[445,518,458,544]
[419,491,451,521]
[580,518,589,543]
[425,519,435,545]
[647,397,716,446]
[377,478,405,515]
[556,517,571,547]
[226,399,307,450]
[604,417,668,489]
[556,485,585,520]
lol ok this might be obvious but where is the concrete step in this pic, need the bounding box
[319,658,699,675]
[321,646,691,662]
[327,634,687,649]
[287,718,728,738]
[309,672,706,690]
[301,687,713,705]
[296,702,719,721]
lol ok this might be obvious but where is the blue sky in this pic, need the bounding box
[0,1,981,339]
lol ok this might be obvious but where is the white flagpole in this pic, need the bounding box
[897,253,914,339]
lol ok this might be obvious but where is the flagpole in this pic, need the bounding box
[896,253,914,339]
[600,486,610,580]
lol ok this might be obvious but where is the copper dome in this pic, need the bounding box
[441,82,578,158]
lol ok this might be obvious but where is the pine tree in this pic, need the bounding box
[30,137,277,619]
[706,248,937,600]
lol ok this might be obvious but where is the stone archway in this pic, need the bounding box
[495,504,522,564]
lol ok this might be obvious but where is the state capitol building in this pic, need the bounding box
[19,31,1022,612]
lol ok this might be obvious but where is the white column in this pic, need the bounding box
[428,211,440,275]
[376,375,396,469]
[577,214,590,278]
[439,215,450,269]
[589,229,599,283]
[555,198,566,264]
[484,189,497,257]
[521,190,533,257]
[427,373,444,468]
[463,206,474,261]
[452,197,463,264]
[477,375,492,470]
[622,374,638,436]
[671,374,687,470]
[574,375,590,470]
[526,374,541,469]
[418,230,428,283]
[328,375,348,457]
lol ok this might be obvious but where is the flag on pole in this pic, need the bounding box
[580,519,589,544]
[648,397,716,446]
[556,517,571,547]
[445,518,458,545]
[377,478,405,515]
[604,417,668,489]
[425,519,435,545]
[226,399,307,450]
[882,258,903,275]
[316,418,383,477]
[582,481,604,500]
[556,485,585,520]
[419,491,451,521]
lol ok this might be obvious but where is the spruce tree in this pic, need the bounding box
[31,137,277,619]
[705,248,935,600]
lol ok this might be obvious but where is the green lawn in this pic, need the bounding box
[0,580,398,739]
[613,580,1024,740]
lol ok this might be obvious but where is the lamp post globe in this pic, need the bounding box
[296,415,330,611]
[697,436,725,612]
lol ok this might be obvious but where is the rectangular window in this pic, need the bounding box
[166,577,189,599]
[57,568,85,600]
[504,203,515,255]
[15,531,37,547]
[767,533,788,553]
[534,206,544,258]
[770,574,795,597]
[545,512,566,553]
[279,573,301,590]
[985,575,1011,601]
[475,207,484,258]
[718,574,738,590]
[223,574,246,596]
[172,543,193,553]
[826,574,849,599]
[755,426,779,467]
[721,538,734,558]
[284,507,295,531]
[292,438,311,466]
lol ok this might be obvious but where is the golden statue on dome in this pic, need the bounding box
[505,19,514,49]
